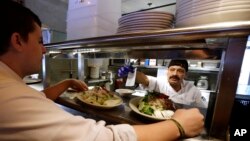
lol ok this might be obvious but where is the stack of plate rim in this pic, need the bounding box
[117,11,174,34]
[175,0,250,27]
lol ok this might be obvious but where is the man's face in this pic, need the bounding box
[167,65,186,87]
[22,23,46,75]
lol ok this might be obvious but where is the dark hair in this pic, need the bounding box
[168,59,189,72]
[0,0,42,55]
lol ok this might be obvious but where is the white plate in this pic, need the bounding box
[116,28,173,34]
[116,30,155,34]
[119,20,172,27]
[121,11,173,18]
[119,18,173,27]
[116,28,172,34]
[129,97,173,121]
[117,26,167,32]
[76,94,123,109]
[115,89,135,96]
[117,25,172,32]
[23,78,42,84]
[177,2,250,21]
[119,15,173,25]
[118,23,170,29]
[119,11,174,23]
[177,0,249,11]
[175,9,250,27]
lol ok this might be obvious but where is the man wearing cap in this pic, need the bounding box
[118,59,206,108]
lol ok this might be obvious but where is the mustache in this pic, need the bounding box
[169,75,180,80]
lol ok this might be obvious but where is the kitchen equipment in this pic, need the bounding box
[104,71,113,91]
[88,59,103,79]
[101,71,106,79]
[90,67,100,79]
[110,59,128,66]
[197,76,209,90]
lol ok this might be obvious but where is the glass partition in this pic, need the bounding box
[236,37,250,96]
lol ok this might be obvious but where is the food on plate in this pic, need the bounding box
[138,91,175,119]
[79,86,122,106]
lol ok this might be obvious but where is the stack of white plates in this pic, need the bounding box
[175,0,250,27]
[117,11,174,34]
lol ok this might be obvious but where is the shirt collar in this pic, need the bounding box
[167,79,185,93]
[0,61,25,83]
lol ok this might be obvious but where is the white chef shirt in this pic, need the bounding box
[139,75,206,108]
[0,61,137,141]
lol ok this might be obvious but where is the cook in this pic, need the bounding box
[118,59,207,108]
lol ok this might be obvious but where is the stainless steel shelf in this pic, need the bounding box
[87,79,110,84]
[45,21,250,50]
[189,67,220,72]
[44,21,250,59]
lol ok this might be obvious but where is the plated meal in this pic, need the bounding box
[76,86,123,109]
[129,91,176,120]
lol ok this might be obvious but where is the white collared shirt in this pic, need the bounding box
[140,75,206,108]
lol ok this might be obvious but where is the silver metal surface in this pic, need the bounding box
[45,21,250,50]
[44,21,250,60]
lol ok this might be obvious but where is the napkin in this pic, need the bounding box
[125,68,137,87]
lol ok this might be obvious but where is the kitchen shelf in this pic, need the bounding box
[135,65,220,72]
[189,67,220,72]
[86,79,110,84]
[45,21,250,60]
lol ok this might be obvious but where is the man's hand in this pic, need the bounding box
[68,79,88,92]
[42,79,88,101]
[118,65,134,77]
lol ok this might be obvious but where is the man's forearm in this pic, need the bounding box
[42,79,70,100]
[136,71,149,87]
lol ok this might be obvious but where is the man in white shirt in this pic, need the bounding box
[0,1,204,141]
[119,59,206,108]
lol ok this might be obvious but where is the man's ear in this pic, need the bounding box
[10,32,24,52]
